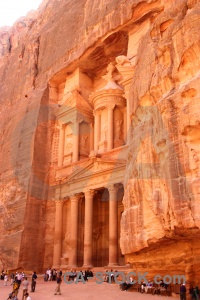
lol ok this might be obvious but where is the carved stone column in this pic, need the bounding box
[89,123,94,152]
[72,121,79,162]
[94,111,100,152]
[53,199,64,267]
[58,124,65,167]
[115,56,135,145]
[83,189,95,267]
[125,89,131,144]
[107,105,115,151]
[108,185,118,266]
[68,194,80,267]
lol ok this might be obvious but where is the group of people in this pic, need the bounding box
[188,284,199,300]
[103,269,118,283]
[44,268,62,281]
[68,269,94,282]
[0,269,37,300]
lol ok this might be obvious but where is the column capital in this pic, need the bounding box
[106,104,115,110]
[76,117,83,124]
[54,199,65,206]
[70,194,81,202]
[57,121,65,130]
[107,184,118,194]
[84,189,95,199]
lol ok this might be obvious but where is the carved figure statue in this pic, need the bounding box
[103,124,107,140]
[65,134,73,153]
[80,135,88,147]
[115,119,123,140]
[102,62,116,82]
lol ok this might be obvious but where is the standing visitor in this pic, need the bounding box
[10,273,15,285]
[22,277,29,300]
[4,273,8,285]
[180,283,187,300]
[54,274,62,295]
[31,271,37,292]
[193,286,199,300]
[12,280,20,296]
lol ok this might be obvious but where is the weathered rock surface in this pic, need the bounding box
[0,0,199,278]
[120,0,200,280]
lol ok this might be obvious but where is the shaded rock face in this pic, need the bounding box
[0,0,199,275]
[121,0,200,278]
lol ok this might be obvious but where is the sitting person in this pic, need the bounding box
[141,281,146,293]
[120,281,131,291]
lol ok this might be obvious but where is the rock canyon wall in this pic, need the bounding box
[0,0,200,278]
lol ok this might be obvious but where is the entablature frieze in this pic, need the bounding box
[55,165,125,198]
[57,110,93,127]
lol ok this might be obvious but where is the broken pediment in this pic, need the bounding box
[57,89,93,118]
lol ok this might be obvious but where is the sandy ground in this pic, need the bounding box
[0,277,177,300]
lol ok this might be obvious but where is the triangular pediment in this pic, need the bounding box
[57,89,93,116]
[67,158,126,182]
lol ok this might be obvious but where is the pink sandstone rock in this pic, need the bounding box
[0,0,199,284]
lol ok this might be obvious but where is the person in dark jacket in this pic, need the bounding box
[180,283,186,300]
[54,274,62,295]
[31,271,37,292]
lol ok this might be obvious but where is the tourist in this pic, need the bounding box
[141,281,146,293]
[193,286,199,300]
[45,268,49,281]
[31,271,37,292]
[16,272,23,286]
[52,269,57,281]
[189,284,194,300]
[180,283,187,300]
[1,270,5,280]
[12,279,20,296]
[54,274,62,295]
[8,291,18,300]
[10,273,15,285]
[22,277,29,300]
[4,273,8,286]
[49,268,52,280]
[25,293,31,300]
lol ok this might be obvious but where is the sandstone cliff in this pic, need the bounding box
[0,0,199,277]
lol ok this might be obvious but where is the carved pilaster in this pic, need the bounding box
[72,121,79,162]
[108,184,119,266]
[83,189,95,267]
[58,123,65,167]
[69,194,80,267]
[94,110,101,152]
[115,56,135,145]
[53,199,64,267]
